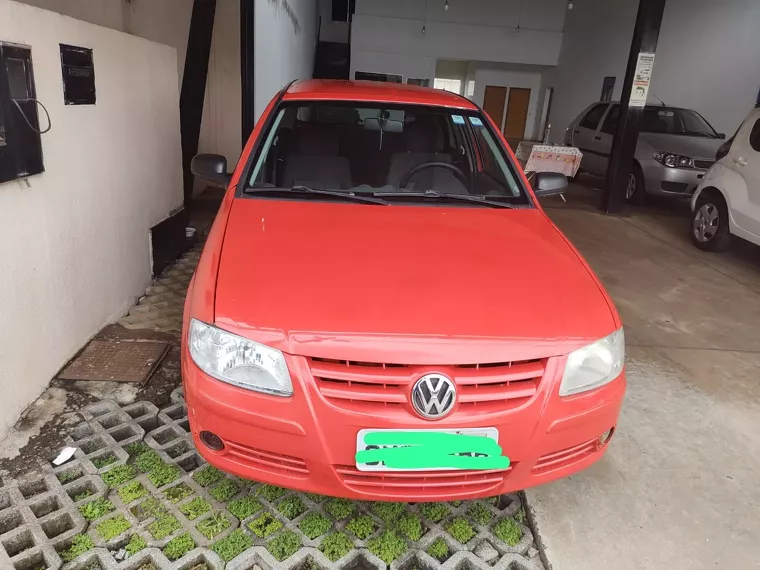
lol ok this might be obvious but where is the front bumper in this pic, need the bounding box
[640,158,709,197]
[181,350,625,501]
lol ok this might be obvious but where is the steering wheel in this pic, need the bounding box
[398,161,469,191]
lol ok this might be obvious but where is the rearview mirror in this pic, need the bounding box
[191,154,232,187]
[717,132,726,140]
[533,172,568,197]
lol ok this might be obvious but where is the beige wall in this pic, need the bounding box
[13,0,125,29]
[0,0,183,439]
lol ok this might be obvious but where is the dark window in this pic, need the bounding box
[580,104,607,130]
[601,105,620,135]
[355,71,403,83]
[407,78,429,87]
[0,43,45,184]
[748,119,760,153]
[60,44,95,105]
[641,107,719,138]
[331,0,356,22]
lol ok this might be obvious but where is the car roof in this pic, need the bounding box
[602,101,691,112]
[284,79,478,110]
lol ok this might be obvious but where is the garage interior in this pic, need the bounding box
[0,0,759,569]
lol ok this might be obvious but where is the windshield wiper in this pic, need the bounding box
[245,185,389,205]
[373,190,516,208]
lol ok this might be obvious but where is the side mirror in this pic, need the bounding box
[191,154,232,187]
[533,172,568,197]
[717,133,727,140]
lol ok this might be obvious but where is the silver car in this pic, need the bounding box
[565,102,725,202]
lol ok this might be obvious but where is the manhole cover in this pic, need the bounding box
[58,340,169,384]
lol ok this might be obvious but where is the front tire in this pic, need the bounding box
[691,191,730,251]
[625,164,646,204]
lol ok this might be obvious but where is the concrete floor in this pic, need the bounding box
[529,191,760,569]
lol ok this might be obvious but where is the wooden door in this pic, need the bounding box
[504,88,531,142]
[483,85,507,129]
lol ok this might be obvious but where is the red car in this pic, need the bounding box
[182,80,625,501]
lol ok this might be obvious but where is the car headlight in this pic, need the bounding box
[559,328,625,396]
[653,152,693,168]
[189,319,293,396]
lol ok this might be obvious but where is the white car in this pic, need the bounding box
[691,106,760,251]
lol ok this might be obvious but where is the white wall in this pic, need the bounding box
[351,50,435,84]
[14,0,124,29]
[318,0,349,43]
[351,0,567,73]
[472,63,544,140]
[544,0,760,141]
[255,0,319,122]
[0,0,183,439]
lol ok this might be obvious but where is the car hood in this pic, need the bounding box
[639,133,722,160]
[214,199,617,363]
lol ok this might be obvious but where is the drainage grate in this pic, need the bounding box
[58,339,169,384]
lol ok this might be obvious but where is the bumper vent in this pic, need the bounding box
[225,441,309,478]
[532,438,598,475]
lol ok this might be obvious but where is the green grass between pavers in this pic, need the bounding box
[164,483,194,504]
[125,533,147,555]
[324,498,355,520]
[299,512,332,539]
[97,514,131,540]
[420,502,450,523]
[92,454,117,469]
[209,478,239,502]
[277,495,306,520]
[248,512,283,538]
[445,516,476,544]
[305,493,325,503]
[467,502,494,526]
[164,532,196,561]
[197,511,231,539]
[134,450,164,472]
[227,494,262,520]
[367,530,408,565]
[179,497,212,521]
[319,531,353,562]
[74,489,94,502]
[101,464,136,487]
[397,514,423,541]
[147,463,181,488]
[493,517,522,546]
[79,497,115,521]
[58,470,82,484]
[267,530,301,561]
[60,534,94,562]
[125,441,152,457]
[372,501,405,523]
[148,515,182,540]
[131,497,167,522]
[118,481,148,504]
[514,507,527,524]
[192,465,225,487]
[346,514,376,540]
[256,483,287,502]
[449,500,463,507]
[212,529,253,562]
[427,537,449,561]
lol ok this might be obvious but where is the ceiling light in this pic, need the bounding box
[444,0,449,10]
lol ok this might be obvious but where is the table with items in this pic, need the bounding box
[516,142,583,178]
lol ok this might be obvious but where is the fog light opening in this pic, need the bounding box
[200,431,225,451]
[598,427,615,448]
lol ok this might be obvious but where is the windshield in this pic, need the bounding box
[246,102,530,205]
[641,107,718,138]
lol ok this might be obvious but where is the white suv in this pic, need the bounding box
[691,107,760,251]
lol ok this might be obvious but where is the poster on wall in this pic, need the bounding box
[629,52,655,107]
[600,76,615,102]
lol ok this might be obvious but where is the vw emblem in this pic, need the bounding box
[411,374,457,419]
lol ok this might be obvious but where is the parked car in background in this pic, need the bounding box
[566,102,725,203]
[690,106,760,251]
[182,80,626,501]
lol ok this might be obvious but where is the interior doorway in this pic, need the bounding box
[483,85,508,129]
[504,87,531,145]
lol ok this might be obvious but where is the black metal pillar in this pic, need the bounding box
[241,0,255,144]
[602,0,666,213]
[180,0,217,207]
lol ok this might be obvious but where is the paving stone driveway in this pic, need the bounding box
[2,247,545,569]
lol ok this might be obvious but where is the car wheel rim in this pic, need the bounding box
[625,173,636,200]
[694,204,719,242]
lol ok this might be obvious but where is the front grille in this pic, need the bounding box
[335,464,512,498]
[532,438,598,474]
[225,441,309,478]
[694,160,714,170]
[310,358,545,413]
